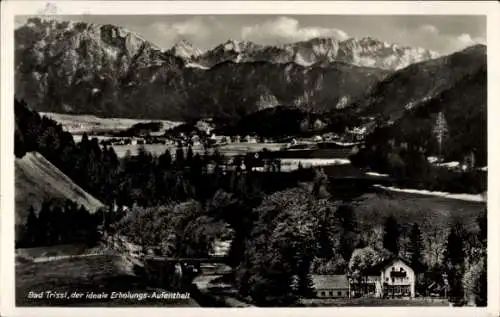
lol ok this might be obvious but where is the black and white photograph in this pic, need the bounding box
[1,1,498,315]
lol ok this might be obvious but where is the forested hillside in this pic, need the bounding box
[15,152,104,235]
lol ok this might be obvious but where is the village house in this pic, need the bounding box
[286,138,298,148]
[353,257,417,298]
[190,134,201,146]
[240,135,256,143]
[462,150,476,171]
[220,136,230,144]
[345,126,367,142]
[313,257,418,299]
[313,135,323,142]
[321,132,340,141]
[313,118,327,131]
[149,130,165,137]
[246,136,258,144]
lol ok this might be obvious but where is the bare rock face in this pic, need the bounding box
[167,39,204,60]
[194,36,440,70]
[15,17,183,116]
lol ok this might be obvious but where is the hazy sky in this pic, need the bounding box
[16,15,486,54]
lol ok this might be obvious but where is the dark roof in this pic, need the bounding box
[312,275,349,290]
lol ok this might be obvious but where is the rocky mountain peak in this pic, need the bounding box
[190,35,441,70]
[169,39,203,59]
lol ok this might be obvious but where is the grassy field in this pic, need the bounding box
[16,254,200,307]
[40,112,182,135]
[355,191,486,232]
[109,142,353,172]
[16,244,106,261]
[108,141,356,160]
[110,142,286,158]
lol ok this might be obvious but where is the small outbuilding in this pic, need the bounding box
[312,275,350,298]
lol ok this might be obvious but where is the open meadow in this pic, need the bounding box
[355,190,486,232]
[109,142,287,158]
[40,112,182,135]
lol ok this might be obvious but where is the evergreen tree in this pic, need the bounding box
[477,209,487,247]
[446,265,465,305]
[433,111,449,160]
[24,206,38,247]
[311,168,328,198]
[76,205,90,241]
[408,223,424,269]
[213,149,223,165]
[249,268,298,306]
[100,146,120,205]
[62,200,75,242]
[37,201,52,245]
[297,260,315,298]
[58,131,76,168]
[158,148,172,169]
[80,132,90,149]
[191,153,203,178]
[444,222,465,267]
[186,146,194,165]
[383,215,400,254]
[15,127,27,158]
[474,209,487,306]
[173,174,187,202]
[86,138,104,199]
[334,204,359,261]
[175,143,185,168]
[476,260,487,306]
[74,133,91,190]
[50,206,64,245]
[443,221,466,305]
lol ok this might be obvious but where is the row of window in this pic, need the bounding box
[391,267,406,272]
[385,276,409,282]
[318,291,345,297]
[384,285,411,295]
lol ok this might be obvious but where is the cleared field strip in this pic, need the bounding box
[373,185,486,203]
[40,112,182,134]
[109,142,286,158]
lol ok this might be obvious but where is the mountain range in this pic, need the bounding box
[190,37,440,70]
[15,17,441,121]
[354,44,486,121]
[14,17,486,134]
